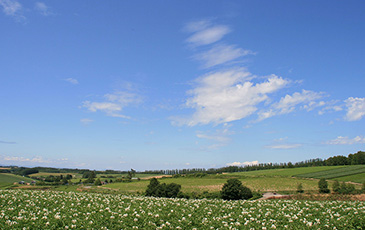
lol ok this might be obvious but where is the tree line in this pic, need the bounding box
[1,151,363,176]
[143,151,365,175]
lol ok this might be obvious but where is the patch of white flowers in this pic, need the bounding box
[0,190,364,229]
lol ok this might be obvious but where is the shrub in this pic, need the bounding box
[145,178,181,198]
[332,180,340,193]
[297,183,304,193]
[145,178,160,196]
[94,178,102,186]
[339,182,355,194]
[318,178,330,193]
[221,179,252,200]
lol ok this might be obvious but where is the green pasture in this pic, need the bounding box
[29,172,83,178]
[296,165,365,180]
[97,173,161,179]
[232,166,345,177]
[0,173,35,188]
[334,172,365,183]
[104,176,336,194]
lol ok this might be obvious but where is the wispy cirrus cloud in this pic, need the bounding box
[194,44,254,68]
[344,97,365,121]
[0,0,21,15]
[258,90,325,121]
[82,91,142,119]
[64,78,79,85]
[196,125,234,149]
[185,20,230,46]
[80,118,94,125]
[2,156,51,163]
[265,137,302,149]
[0,0,25,22]
[325,136,365,145]
[34,2,52,16]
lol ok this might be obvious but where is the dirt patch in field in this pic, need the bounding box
[142,175,172,180]
[194,185,223,191]
[286,193,365,201]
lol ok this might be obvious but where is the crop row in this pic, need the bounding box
[0,190,364,229]
[295,165,365,179]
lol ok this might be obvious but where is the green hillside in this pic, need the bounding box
[0,173,35,188]
[231,166,345,177]
[295,165,365,182]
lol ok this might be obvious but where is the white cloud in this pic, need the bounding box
[195,126,234,150]
[258,90,324,121]
[186,22,230,46]
[82,91,141,119]
[0,0,25,22]
[174,68,289,126]
[2,156,51,163]
[0,0,21,16]
[195,44,254,68]
[318,100,343,115]
[196,127,233,143]
[345,97,365,121]
[184,20,211,33]
[34,2,52,16]
[64,78,79,85]
[325,136,365,145]
[226,161,259,166]
[265,144,302,149]
[80,118,93,125]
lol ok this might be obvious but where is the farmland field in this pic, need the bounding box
[0,174,34,189]
[105,176,339,194]
[232,166,345,177]
[296,165,365,180]
[334,172,365,183]
[0,189,364,229]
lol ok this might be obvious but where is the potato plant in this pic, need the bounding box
[0,190,364,229]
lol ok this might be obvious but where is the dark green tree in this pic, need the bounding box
[94,178,102,186]
[297,183,304,193]
[339,182,355,194]
[165,183,181,198]
[318,178,330,193]
[332,180,340,193]
[145,178,160,196]
[221,179,252,200]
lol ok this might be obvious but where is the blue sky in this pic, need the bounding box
[0,0,364,171]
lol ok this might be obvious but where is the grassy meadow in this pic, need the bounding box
[104,166,364,194]
[0,173,34,189]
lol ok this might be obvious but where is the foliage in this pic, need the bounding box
[332,180,340,193]
[318,178,330,193]
[94,178,102,186]
[297,183,304,193]
[21,168,39,176]
[82,171,96,179]
[1,190,364,229]
[145,178,181,198]
[221,179,252,200]
[145,178,160,196]
[338,182,356,194]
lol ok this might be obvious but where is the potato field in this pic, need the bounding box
[1,190,364,229]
